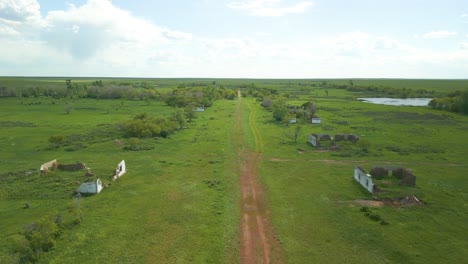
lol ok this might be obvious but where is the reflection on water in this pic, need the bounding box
[357,98,432,106]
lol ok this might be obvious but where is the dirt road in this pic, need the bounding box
[234,91,283,263]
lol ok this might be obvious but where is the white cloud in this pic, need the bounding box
[41,0,193,59]
[0,0,196,77]
[422,30,458,39]
[461,13,467,18]
[227,0,314,17]
[0,0,41,22]
[460,42,468,50]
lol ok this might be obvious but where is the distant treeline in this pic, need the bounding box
[0,80,236,103]
[429,90,468,115]
[322,81,435,98]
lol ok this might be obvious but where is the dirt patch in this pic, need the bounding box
[354,195,423,207]
[354,200,385,207]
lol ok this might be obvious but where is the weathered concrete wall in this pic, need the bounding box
[311,117,321,124]
[40,159,58,174]
[308,134,318,147]
[77,178,103,194]
[354,166,374,193]
[58,163,86,171]
[112,160,127,181]
[370,166,416,186]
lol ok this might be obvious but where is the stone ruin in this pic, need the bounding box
[369,166,416,187]
[58,162,86,171]
[309,133,359,150]
[334,133,359,143]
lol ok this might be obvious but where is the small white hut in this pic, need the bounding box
[311,117,322,124]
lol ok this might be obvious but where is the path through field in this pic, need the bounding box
[234,91,283,263]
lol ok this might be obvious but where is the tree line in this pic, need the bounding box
[428,90,468,115]
[0,80,237,102]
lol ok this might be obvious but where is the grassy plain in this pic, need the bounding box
[0,95,239,263]
[0,77,467,263]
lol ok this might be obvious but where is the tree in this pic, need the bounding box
[172,109,187,129]
[293,125,302,142]
[271,97,288,121]
[184,105,196,122]
[301,101,317,119]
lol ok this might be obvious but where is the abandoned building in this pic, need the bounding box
[76,179,103,194]
[354,165,417,193]
[308,133,333,147]
[369,166,416,187]
[354,166,375,193]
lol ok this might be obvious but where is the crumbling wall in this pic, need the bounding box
[58,163,86,171]
[308,134,318,147]
[369,167,388,179]
[40,159,58,174]
[394,168,416,187]
[370,166,416,187]
[112,160,127,181]
[354,166,375,193]
[334,133,359,143]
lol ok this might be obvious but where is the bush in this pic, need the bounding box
[360,206,370,212]
[357,139,371,153]
[369,213,382,221]
[48,135,65,147]
[16,215,63,262]
[380,220,390,225]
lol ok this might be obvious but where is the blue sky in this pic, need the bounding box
[0,0,467,78]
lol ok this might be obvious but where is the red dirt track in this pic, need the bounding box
[235,91,283,264]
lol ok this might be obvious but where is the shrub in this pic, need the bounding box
[369,213,382,221]
[357,139,371,153]
[360,206,370,212]
[380,220,390,225]
[48,135,65,148]
[17,215,63,262]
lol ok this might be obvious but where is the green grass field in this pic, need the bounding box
[0,78,467,263]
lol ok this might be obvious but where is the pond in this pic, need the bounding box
[357,98,432,106]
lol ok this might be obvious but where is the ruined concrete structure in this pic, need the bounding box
[77,179,103,194]
[334,133,360,143]
[112,160,127,181]
[308,133,333,147]
[311,117,322,124]
[58,162,86,171]
[354,166,375,193]
[40,159,58,174]
[308,134,318,147]
[369,166,416,187]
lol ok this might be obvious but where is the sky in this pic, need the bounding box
[0,0,467,78]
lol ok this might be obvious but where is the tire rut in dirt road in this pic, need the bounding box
[235,91,283,264]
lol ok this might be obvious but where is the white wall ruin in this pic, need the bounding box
[112,160,126,181]
[354,166,375,193]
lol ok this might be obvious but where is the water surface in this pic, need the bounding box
[358,98,432,106]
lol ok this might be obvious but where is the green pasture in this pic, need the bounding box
[0,77,467,263]
[0,96,239,263]
[246,89,468,263]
